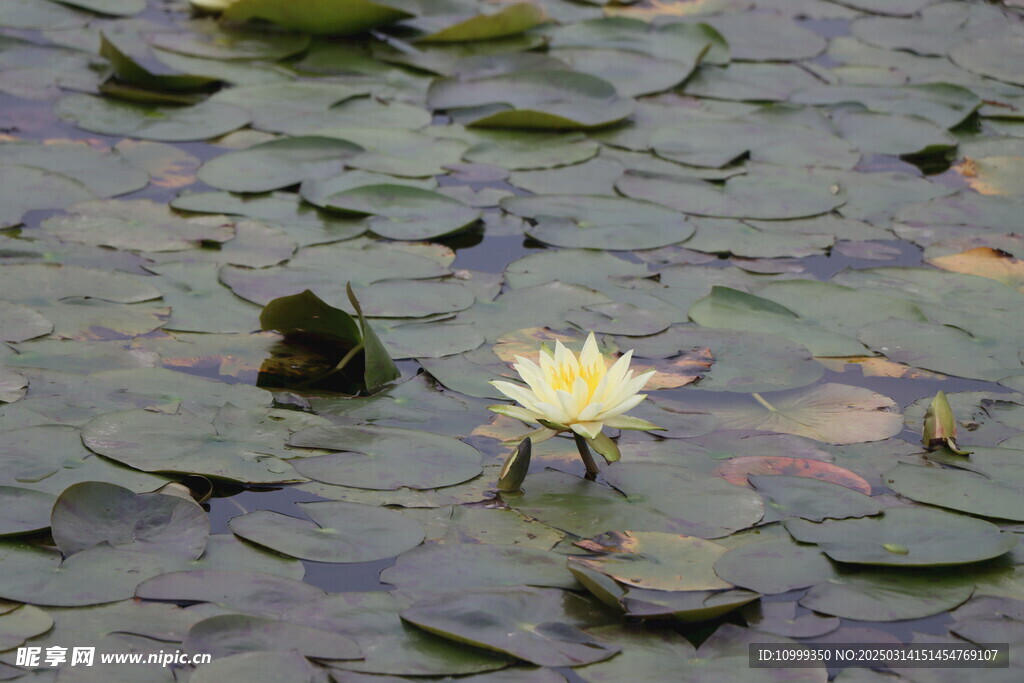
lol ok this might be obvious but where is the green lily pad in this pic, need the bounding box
[689,286,867,357]
[550,48,700,98]
[99,30,219,92]
[951,33,1024,87]
[742,601,839,639]
[791,83,981,129]
[684,63,821,102]
[288,423,483,490]
[288,591,511,676]
[407,506,565,550]
[834,110,957,156]
[145,21,311,61]
[463,131,599,170]
[50,481,208,559]
[427,70,634,130]
[617,166,846,220]
[189,534,304,579]
[171,191,367,247]
[0,302,51,343]
[190,651,318,682]
[410,3,547,43]
[0,140,148,199]
[145,261,263,333]
[81,404,304,484]
[228,501,424,563]
[651,120,858,169]
[858,318,1024,382]
[196,136,361,193]
[185,613,361,659]
[785,506,1017,566]
[0,604,53,651]
[884,462,1024,522]
[750,474,882,523]
[323,184,480,240]
[0,164,94,228]
[380,543,577,595]
[619,587,760,622]
[701,12,825,61]
[43,199,234,252]
[55,94,250,141]
[714,536,838,595]
[0,370,27,404]
[223,0,417,35]
[401,587,620,667]
[547,17,728,65]
[507,465,764,539]
[502,194,693,250]
[677,384,903,445]
[0,541,185,607]
[570,531,732,592]
[56,0,145,15]
[0,486,56,537]
[800,566,976,622]
[208,81,368,131]
[135,570,326,615]
[2,0,89,30]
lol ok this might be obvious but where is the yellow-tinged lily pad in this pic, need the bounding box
[570,531,732,591]
[927,246,1024,293]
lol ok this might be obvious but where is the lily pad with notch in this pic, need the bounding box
[228,501,424,563]
[289,423,483,490]
[400,586,620,667]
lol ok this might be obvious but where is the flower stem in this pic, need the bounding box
[573,432,600,478]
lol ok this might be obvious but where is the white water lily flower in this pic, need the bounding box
[489,332,658,441]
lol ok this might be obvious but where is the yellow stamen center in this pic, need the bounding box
[545,358,605,401]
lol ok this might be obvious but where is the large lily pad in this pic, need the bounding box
[501,194,692,250]
[185,613,360,659]
[401,587,620,667]
[884,462,1024,522]
[506,465,763,539]
[750,474,882,523]
[950,33,1024,87]
[672,384,903,445]
[288,423,483,490]
[81,404,304,484]
[228,501,424,563]
[617,166,846,220]
[50,481,208,559]
[0,486,56,537]
[427,70,634,130]
[570,531,732,592]
[196,137,361,193]
[223,0,417,35]
[785,507,1018,566]
[55,94,250,142]
[380,543,577,595]
[714,536,838,595]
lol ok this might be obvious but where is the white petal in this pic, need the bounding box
[594,393,647,421]
[579,332,600,368]
[515,359,558,403]
[535,400,569,425]
[490,381,542,413]
[577,402,603,422]
[556,389,581,423]
[570,421,604,440]
[572,376,590,411]
[488,404,544,424]
[554,339,579,375]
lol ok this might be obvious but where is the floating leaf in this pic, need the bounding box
[401,587,620,667]
[411,3,547,43]
[714,536,838,595]
[0,487,56,537]
[570,531,731,592]
[885,462,1024,522]
[927,247,1024,293]
[55,94,250,142]
[712,456,873,495]
[288,424,483,490]
[800,567,975,622]
[785,507,1017,566]
[223,0,417,35]
[50,481,208,559]
[322,185,481,240]
[0,164,93,228]
[749,474,882,523]
[258,288,399,393]
[228,501,424,563]
[950,33,1024,87]
[196,136,361,193]
[427,70,634,130]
